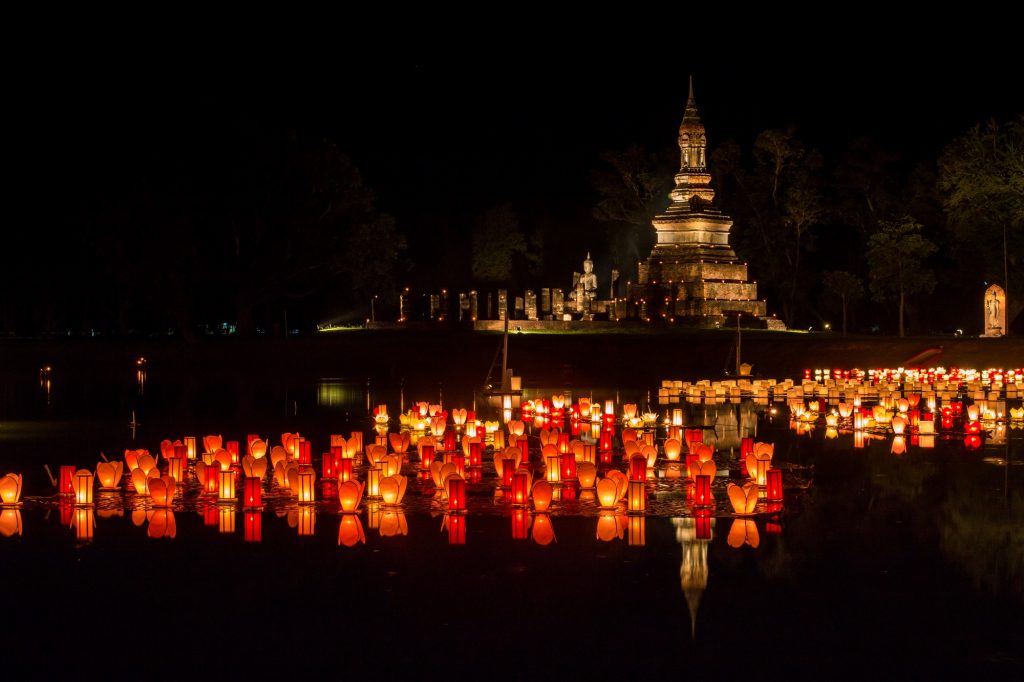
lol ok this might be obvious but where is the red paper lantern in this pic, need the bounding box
[516,436,530,462]
[570,421,581,437]
[444,429,457,453]
[766,468,783,502]
[243,477,262,508]
[557,433,570,454]
[600,430,613,452]
[204,465,219,494]
[421,444,435,466]
[244,511,262,542]
[59,465,75,496]
[298,440,312,466]
[600,450,613,465]
[448,478,466,511]
[321,454,334,480]
[339,458,354,483]
[469,441,482,467]
[511,509,528,540]
[227,441,240,463]
[685,453,699,479]
[501,458,515,488]
[965,420,981,434]
[629,454,646,481]
[511,470,529,506]
[561,484,577,502]
[694,474,712,506]
[561,452,577,481]
[685,428,703,446]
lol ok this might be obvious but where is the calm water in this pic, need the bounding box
[1,366,1023,678]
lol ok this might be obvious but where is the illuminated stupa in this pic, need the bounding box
[629,78,778,328]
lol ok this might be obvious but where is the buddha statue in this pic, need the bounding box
[570,253,598,310]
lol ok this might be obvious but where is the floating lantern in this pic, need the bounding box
[202,435,221,456]
[561,452,577,481]
[544,446,561,483]
[599,430,613,452]
[165,457,183,484]
[508,420,525,437]
[94,461,123,490]
[582,443,597,465]
[532,480,554,512]
[838,402,853,419]
[366,467,383,498]
[338,480,364,512]
[627,480,645,513]
[149,476,176,507]
[891,415,907,435]
[243,477,262,508]
[557,432,570,454]
[694,475,712,507]
[293,470,315,503]
[596,478,619,508]
[766,469,783,502]
[218,470,235,501]
[226,441,239,463]
[448,476,466,511]
[321,453,336,480]
[59,465,75,496]
[214,449,232,471]
[508,469,530,506]
[967,404,980,421]
[0,473,23,506]
[577,462,597,489]
[825,413,838,427]
[499,457,516,488]
[664,438,682,461]
[629,454,646,482]
[298,440,312,466]
[242,456,267,480]
[379,475,408,505]
[72,466,94,503]
[469,440,482,467]
[727,482,758,515]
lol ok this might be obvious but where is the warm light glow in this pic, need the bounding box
[727,519,760,548]
[72,470,94,505]
[663,438,682,461]
[218,470,236,501]
[577,462,597,488]
[447,476,466,511]
[338,480,365,512]
[727,482,758,515]
[627,480,645,513]
[532,480,553,512]
[0,473,23,506]
[149,476,176,507]
[379,475,408,505]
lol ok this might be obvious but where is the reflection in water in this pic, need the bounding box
[674,516,714,638]
[0,509,23,536]
[318,380,364,409]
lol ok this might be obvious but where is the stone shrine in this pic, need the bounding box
[983,284,1006,337]
[628,78,778,328]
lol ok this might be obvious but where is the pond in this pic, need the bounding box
[1,364,1022,678]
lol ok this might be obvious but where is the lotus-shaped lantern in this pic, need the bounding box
[203,435,222,454]
[149,475,177,507]
[389,432,410,455]
[727,482,758,515]
[242,455,267,479]
[379,475,408,505]
[250,439,268,459]
[727,518,760,548]
[214,448,232,471]
[130,468,153,495]
[577,462,597,488]
[338,480,365,512]
[663,438,682,461]
[0,473,23,506]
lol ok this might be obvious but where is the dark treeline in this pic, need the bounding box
[4,114,1020,338]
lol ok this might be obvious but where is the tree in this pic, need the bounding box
[822,271,864,335]
[471,204,527,284]
[866,217,937,337]
[591,145,673,278]
[938,117,1024,326]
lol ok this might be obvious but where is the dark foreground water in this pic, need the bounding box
[1,362,1022,678]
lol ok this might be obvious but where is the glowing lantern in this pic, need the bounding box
[292,470,315,503]
[0,474,23,506]
[166,457,184,484]
[891,415,907,435]
[664,438,682,461]
[443,429,457,452]
[338,481,365,512]
[218,470,235,501]
[430,417,446,437]
[379,510,408,537]
[511,470,529,506]
[516,436,530,461]
[389,432,411,455]
[367,468,382,498]
[469,440,482,467]
[242,456,267,480]
[137,453,158,476]
[73,507,95,541]
[642,444,658,468]
[891,436,907,455]
[694,443,714,463]
[244,511,262,542]
[629,454,646,481]
[825,413,838,427]
[185,436,199,459]
[72,469,94,505]
[557,432,570,454]
[766,468,783,502]
[727,482,758,515]
[420,444,435,467]
[243,477,262,508]
[627,480,645,513]
[532,480,553,512]
[214,449,232,471]
[148,476,174,507]
[448,476,466,511]
[596,478,618,508]
[298,440,312,466]
[322,453,336,480]
[445,513,466,545]
[379,475,408,505]
[577,462,597,488]
[684,453,700,479]
[694,475,712,507]
[452,408,468,426]
[59,465,75,496]
[508,420,525,437]
[199,463,218,494]
[226,441,239,463]
[96,461,124,490]
[965,420,981,435]
[544,446,561,483]
[596,512,625,541]
[838,402,853,418]
[497,457,516,488]
[599,430,613,452]
[560,452,577,481]
[581,443,597,465]
[381,454,402,478]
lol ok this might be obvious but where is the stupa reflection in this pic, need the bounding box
[673,515,714,638]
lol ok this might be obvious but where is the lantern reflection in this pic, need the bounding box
[444,513,466,545]
[72,507,95,541]
[727,519,760,548]
[379,510,408,537]
[531,514,555,545]
[338,514,366,546]
[147,510,176,539]
[628,515,645,546]
[596,512,625,541]
[0,509,23,537]
[244,511,262,542]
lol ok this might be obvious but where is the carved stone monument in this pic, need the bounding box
[983,284,1006,337]
[497,290,508,321]
[525,290,538,320]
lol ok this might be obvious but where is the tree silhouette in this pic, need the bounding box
[822,271,864,335]
[866,217,937,337]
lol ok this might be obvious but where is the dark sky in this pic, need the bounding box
[17,32,1022,239]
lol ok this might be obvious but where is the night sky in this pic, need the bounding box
[10,29,1022,331]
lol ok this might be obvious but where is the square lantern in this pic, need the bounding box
[322,453,336,480]
[297,470,315,503]
[516,436,530,462]
[685,453,699,480]
[767,468,783,502]
[582,443,597,465]
[599,430,613,452]
[184,436,197,460]
[629,455,646,481]
[694,474,712,507]
[243,477,262,508]
[444,430,457,453]
[174,443,187,460]
[545,453,561,483]
[627,480,645,513]
[367,467,382,497]
[448,477,467,511]
[421,444,435,467]
[167,457,184,484]
[501,458,515,488]
[226,441,240,463]
[469,441,482,467]
[298,440,312,466]
[244,511,262,542]
[511,470,529,506]
[218,470,235,501]
[339,458,354,484]
[204,466,220,494]
[557,433,570,454]
[755,458,769,487]
[74,470,94,505]
[59,465,75,496]
[561,452,577,482]
[375,434,388,449]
